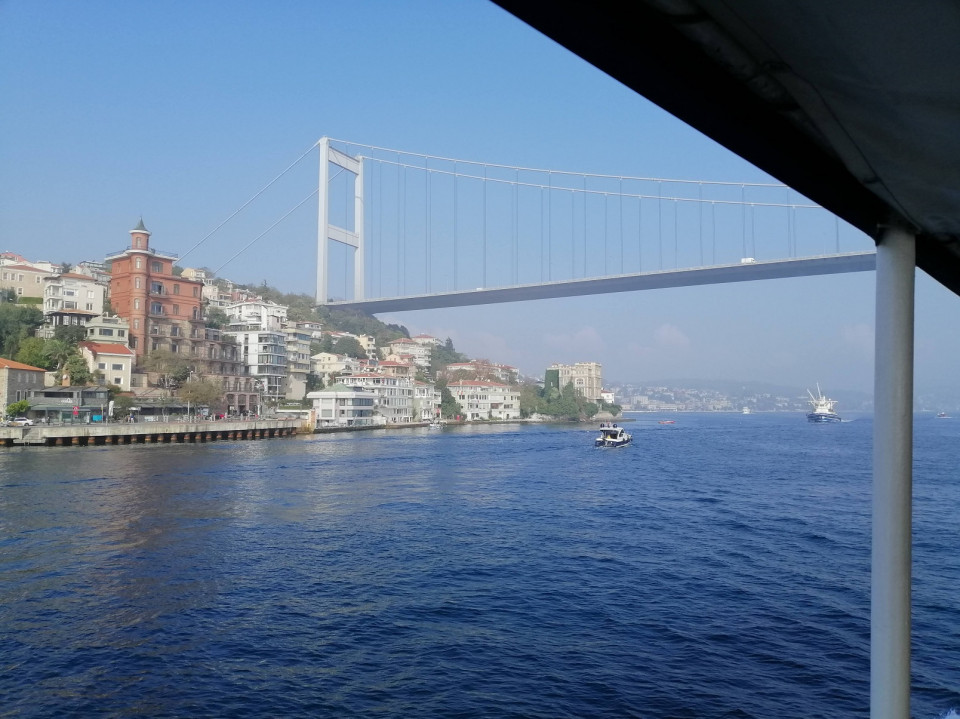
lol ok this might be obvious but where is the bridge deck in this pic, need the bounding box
[328,252,876,313]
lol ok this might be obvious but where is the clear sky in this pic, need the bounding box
[2,0,957,397]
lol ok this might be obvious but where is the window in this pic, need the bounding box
[130,336,138,349]
[173,284,180,295]
[98,328,114,336]
[111,364,123,371]
[134,299,140,309]
[118,330,126,337]
[87,290,94,298]
[133,320,139,329]
[113,377,122,385]
[135,238,142,248]
[98,363,106,370]
[150,302,163,315]
[192,287,198,297]
[135,258,142,269]
[85,303,94,311]
[150,282,163,294]
[173,304,180,315]
[151,261,162,273]
[135,277,141,289]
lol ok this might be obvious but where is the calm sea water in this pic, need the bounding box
[1,413,958,718]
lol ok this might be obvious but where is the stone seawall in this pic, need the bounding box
[0,419,300,448]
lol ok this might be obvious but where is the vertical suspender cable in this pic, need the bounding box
[583,175,588,278]
[619,177,624,273]
[453,162,458,290]
[547,171,552,281]
[483,165,487,288]
[638,191,643,273]
[658,181,663,270]
[426,161,431,292]
[571,188,575,280]
[698,183,703,266]
[604,193,609,275]
[741,185,746,258]
[397,154,402,295]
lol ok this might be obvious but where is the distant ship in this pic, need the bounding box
[936,411,950,419]
[807,384,841,423]
[742,406,752,415]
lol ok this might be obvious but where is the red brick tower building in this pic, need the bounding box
[107,219,203,357]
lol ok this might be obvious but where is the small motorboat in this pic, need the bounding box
[658,420,675,424]
[595,423,632,448]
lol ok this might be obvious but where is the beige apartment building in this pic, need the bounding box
[549,361,603,401]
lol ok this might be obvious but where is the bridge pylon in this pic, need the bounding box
[317,137,364,304]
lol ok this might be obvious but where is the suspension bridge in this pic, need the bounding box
[201,138,877,312]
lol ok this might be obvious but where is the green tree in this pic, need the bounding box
[430,337,469,377]
[311,335,334,355]
[333,335,366,359]
[204,306,229,329]
[305,372,323,393]
[15,337,54,369]
[6,399,31,417]
[435,377,463,419]
[111,394,135,420]
[0,288,15,303]
[0,303,43,358]
[54,324,87,345]
[62,354,93,385]
[140,349,193,388]
[178,379,223,411]
[43,338,75,378]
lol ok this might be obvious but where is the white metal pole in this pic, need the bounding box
[871,223,915,719]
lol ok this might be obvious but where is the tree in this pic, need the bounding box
[62,354,93,385]
[15,337,54,370]
[333,335,366,359]
[6,399,30,417]
[204,306,229,329]
[140,349,193,388]
[178,379,223,411]
[0,288,15,303]
[0,304,43,358]
[43,338,75,379]
[53,324,87,344]
[111,394,135,420]
[305,372,323,393]
[435,377,463,419]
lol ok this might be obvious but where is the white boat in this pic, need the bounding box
[806,384,841,423]
[742,406,752,414]
[595,423,632,447]
[428,420,444,429]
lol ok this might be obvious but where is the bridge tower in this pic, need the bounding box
[317,137,364,304]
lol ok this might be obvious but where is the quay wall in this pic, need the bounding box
[0,419,300,448]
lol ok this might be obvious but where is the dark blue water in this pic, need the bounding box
[1,414,958,718]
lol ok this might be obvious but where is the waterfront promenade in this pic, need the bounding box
[0,418,301,447]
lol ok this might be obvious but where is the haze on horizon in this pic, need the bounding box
[2,0,958,397]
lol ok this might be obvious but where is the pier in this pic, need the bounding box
[0,418,301,448]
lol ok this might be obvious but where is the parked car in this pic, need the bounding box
[10,417,34,426]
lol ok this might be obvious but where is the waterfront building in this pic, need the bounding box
[223,299,289,407]
[105,220,249,407]
[548,361,603,401]
[283,322,319,400]
[306,383,379,427]
[79,341,135,391]
[25,384,111,423]
[342,372,414,423]
[447,379,522,421]
[378,360,414,379]
[411,333,442,348]
[357,334,378,358]
[600,388,615,404]
[0,357,46,412]
[413,380,441,421]
[106,219,204,358]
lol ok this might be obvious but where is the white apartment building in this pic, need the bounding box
[413,381,441,421]
[223,300,289,406]
[284,321,322,400]
[342,373,414,423]
[307,383,380,427]
[43,272,106,318]
[447,379,522,421]
[79,341,134,391]
[549,361,603,401]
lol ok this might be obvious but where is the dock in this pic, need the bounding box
[0,418,301,448]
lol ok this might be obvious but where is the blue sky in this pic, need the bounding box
[2,1,957,396]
